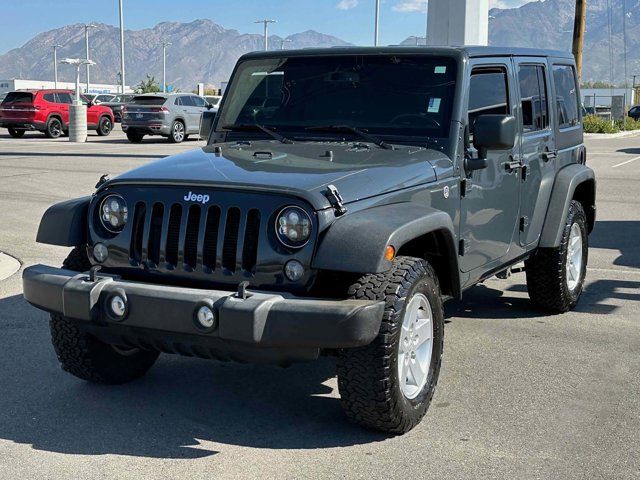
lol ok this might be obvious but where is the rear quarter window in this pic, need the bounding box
[552,65,580,129]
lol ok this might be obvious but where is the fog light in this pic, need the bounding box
[195,305,216,330]
[93,243,108,263]
[109,294,127,319]
[284,260,304,282]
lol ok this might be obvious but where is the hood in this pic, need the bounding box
[108,141,453,210]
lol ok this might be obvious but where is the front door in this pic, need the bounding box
[514,59,557,246]
[459,61,521,273]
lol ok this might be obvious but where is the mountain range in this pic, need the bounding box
[0,0,638,90]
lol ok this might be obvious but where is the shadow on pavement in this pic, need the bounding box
[616,147,640,155]
[0,294,386,459]
[0,151,167,159]
[590,220,640,269]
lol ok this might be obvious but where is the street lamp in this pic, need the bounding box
[118,0,126,94]
[52,45,63,89]
[162,41,172,93]
[83,23,97,93]
[60,58,96,143]
[374,0,380,46]
[280,38,291,50]
[255,19,276,51]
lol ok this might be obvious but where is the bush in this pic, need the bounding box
[583,115,619,134]
[615,116,640,131]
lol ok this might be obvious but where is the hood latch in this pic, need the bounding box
[324,184,347,216]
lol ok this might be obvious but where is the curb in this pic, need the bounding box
[0,252,21,281]
[584,130,640,140]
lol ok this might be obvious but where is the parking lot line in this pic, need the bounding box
[612,155,640,168]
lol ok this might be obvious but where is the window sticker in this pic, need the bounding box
[434,66,447,74]
[428,97,441,113]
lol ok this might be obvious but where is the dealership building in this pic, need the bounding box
[0,79,131,95]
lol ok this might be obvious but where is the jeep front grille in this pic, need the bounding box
[129,201,261,275]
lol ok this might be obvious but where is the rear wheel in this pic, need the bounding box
[44,117,63,138]
[50,247,159,384]
[168,120,185,143]
[96,116,113,136]
[336,256,445,434]
[7,128,25,138]
[126,130,144,143]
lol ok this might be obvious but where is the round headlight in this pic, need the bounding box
[99,194,128,233]
[275,206,312,248]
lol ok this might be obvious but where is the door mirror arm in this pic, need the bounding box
[464,147,488,173]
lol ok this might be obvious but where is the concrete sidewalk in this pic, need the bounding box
[0,252,20,281]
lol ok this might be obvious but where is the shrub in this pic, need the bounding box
[583,115,619,134]
[615,116,640,131]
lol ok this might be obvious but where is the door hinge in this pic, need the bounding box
[458,239,466,256]
[519,216,529,232]
[324,184,347,216]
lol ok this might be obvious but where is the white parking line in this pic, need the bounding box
[612,156,640,168]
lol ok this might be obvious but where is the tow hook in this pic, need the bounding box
[237,281,252,300]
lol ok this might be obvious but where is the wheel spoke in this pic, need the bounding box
[414,318,432,346]
[409,359,426,388]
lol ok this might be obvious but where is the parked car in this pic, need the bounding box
[23,46,595,434]
[0,89,114,138]
[92,94,116,105]
[122,93,210,143]
[628,105,640,120]
[101,93,135,122]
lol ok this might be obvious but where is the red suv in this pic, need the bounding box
[0,89,114,138]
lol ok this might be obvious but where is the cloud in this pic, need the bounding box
[336,0,358,10]
[392,0,530,13]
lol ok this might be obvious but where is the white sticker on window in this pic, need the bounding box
[434,66,447,74]
[428,97,441,113]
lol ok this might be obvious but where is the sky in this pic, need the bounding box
[0,0,531,55]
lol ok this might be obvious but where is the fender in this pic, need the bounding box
[36,196,91,246]
[539,164,596,248]
[313,203,460,297]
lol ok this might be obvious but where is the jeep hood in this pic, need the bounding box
[108,141,452,210]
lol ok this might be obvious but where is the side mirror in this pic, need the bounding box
[472,114,516,161]
[87,101,94,107]
[199,110,217,141]
[206,102,214,110]
[93,100,102,105]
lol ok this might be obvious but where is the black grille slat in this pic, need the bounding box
[165,204,182,267]
[242,209,261,273]
[147,203,164,266]
[222,207,241,272]
[202,206,221,271]
[184,205,201,269]
[130,202,146,264]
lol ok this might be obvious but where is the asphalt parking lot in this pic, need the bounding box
[0,126,638,479]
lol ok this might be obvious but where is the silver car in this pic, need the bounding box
[122,93,211,143]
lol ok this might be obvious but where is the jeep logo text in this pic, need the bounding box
[184,191,210,204]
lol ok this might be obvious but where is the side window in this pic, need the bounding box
[518,65,549,132]
[553,65,579,128]
[468,66,509,137]
[43,93,56,103]
[192,96,205,107]
[55,93,73,104]
[180,96,194,107]
[174,96,183,106]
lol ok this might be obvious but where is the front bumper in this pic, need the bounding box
[23,264,384,363]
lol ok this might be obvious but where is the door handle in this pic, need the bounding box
[541,150,557,161]
[505,159,522,172]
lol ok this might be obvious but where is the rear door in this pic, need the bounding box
[55,92,73,125]
[514,58,556,246]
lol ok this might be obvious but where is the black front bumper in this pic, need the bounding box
[23,265,384,364]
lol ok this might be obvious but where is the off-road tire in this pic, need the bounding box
[44,117,63,138]
[7,128,25,138]
[336,256,445,434]
[49,247,159,384]
[126,130,144,143]
[525,200,588,312]
[96,116,113,136]
[168,120,185,143]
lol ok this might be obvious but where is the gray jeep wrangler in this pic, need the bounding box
[23,46,595,434]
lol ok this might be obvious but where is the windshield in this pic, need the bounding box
[218,55,457,140]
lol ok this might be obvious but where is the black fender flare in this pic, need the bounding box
[36,196,91,246]
[313,203,460,297]
[539,164,596,248]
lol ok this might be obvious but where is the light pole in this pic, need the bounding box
[60,58,96,143]
[118,0,126,94]
[374,0,380,46]
[83,23,96,93]
[53,45,62,89]
[280,38,291,50]
[255,19,276,51]
[162,41,172,93]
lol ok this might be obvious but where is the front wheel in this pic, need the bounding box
[168,120,185,143]
[337,256,444,434]
[7,128,25,138]
[96,116,113,136]
[525,200,588,312]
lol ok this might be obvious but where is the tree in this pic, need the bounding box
[135,75,161,93]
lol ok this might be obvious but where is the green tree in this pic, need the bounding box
[135,75,161,93]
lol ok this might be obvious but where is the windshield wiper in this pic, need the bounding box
[221,123,293,144]
[305,125,394,150]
